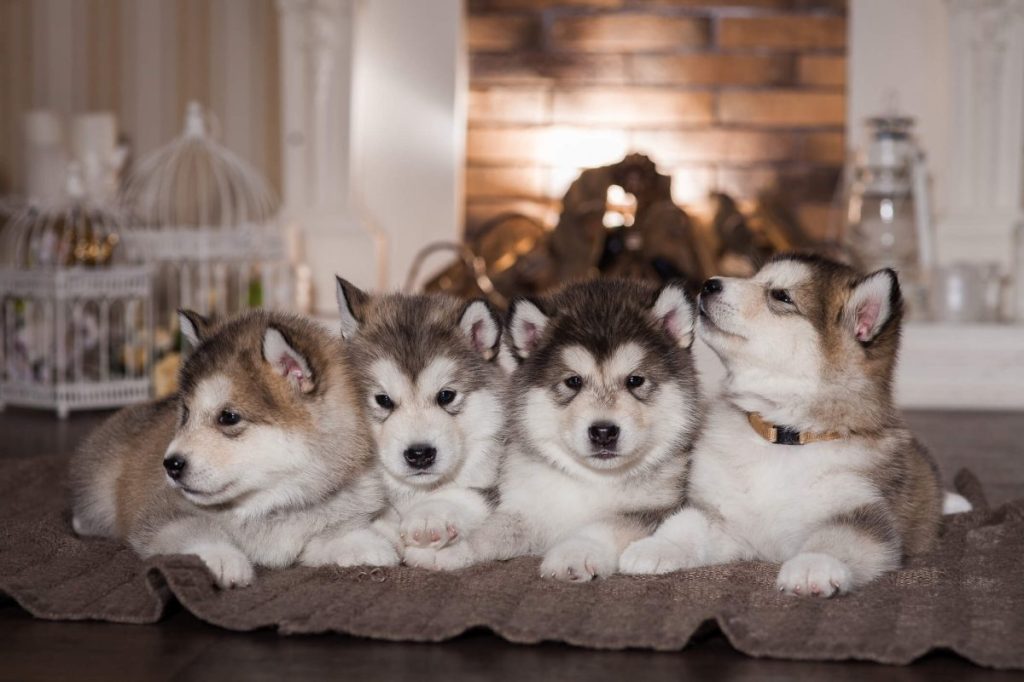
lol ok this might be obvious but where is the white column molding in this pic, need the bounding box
[276,0,354,213]
[275,0,387,314]
[939,0,1024,269]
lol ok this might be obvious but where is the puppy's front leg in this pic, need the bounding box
[141,517,254,589]
[301,523,400,569]
[541,519,640,582]
[776,503,901,598]
[370,506,404,555]
[401,487,491,550]
[620,507,742,575]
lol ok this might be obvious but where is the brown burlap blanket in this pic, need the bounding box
[1,456,1022,669]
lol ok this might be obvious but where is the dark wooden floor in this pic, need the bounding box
[1,407,1022,682]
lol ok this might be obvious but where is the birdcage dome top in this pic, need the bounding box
[0,168,129,269]
[122,102,279,230]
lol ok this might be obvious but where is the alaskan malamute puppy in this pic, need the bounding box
[71,310,396,588]
[621,254,945,597]
[434,279,702,580]
[335,279,504,569]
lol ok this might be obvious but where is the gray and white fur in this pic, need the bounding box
[434,278,703,580]
[336,279,505,569]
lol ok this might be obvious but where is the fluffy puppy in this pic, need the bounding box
[433,279,702,580]
[621,254,946,597]
[71,310,396,588]
[335,279,504,569]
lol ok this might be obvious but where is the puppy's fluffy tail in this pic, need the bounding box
[69,434,122,538]
[69,397,178,538]
[942,491,972,515]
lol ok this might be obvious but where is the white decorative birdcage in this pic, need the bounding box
[0,189,153,418]
[120,102,292,368]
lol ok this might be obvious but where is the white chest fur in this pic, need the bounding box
[689,403,881,562]
[500,448,683,548]
[219,472,380,568]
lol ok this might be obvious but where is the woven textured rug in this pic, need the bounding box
[1,456,1022,669]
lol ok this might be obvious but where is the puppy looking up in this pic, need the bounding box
[621,254,945,597]
[336,279,504,569]
[71,310,396,588]
[433,279,702,580]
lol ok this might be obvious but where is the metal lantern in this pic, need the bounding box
[0,178,152,418]
[840,114,934,317]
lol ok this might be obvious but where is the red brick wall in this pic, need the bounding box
[465,0,847,237]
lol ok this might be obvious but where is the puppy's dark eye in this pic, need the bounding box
[437,389,456,406]
[217,409,241,426]
[181,406,190,426]
[564,375,583,390]
[770,289,793,304]
[375,394,394,410]
[626,375,645,389]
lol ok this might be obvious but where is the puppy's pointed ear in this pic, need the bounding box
[335,276,368,341]
[507,298,549,360]
[263,326,315,393]
[650,283,695,349]
[845,268,901,343]
[460,299,502,361]
[178,309,210,349]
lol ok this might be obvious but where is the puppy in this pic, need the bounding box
[70,310,396,588]
[621,254,945,597]
[335,279,504,569]
[434,279,702,580]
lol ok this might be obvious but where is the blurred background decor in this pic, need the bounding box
[0,173,152,418]
[836,111,933,319]
[413,152,833,305]
[0,0,1022,409]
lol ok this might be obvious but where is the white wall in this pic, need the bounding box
[848,0,949,217]
[351,0,465,292]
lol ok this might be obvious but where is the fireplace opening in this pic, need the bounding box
[439,0,847,301]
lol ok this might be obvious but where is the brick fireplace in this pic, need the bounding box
[465,0,847,239]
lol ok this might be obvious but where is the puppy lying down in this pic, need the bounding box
[70,310,396,588]
[622,255,967,596]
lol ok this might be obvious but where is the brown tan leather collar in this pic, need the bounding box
[747,412,842,446]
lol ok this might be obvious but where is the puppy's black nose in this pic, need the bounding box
[702,278,724,296]
[403,445,437,470]
[163,454,187,480]
[588,422,620,448]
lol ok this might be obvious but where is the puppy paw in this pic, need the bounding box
[401,501,465,549]
[303,528,400,568]
[540,538,617,582]
[619,536,694,575]
[194,543,254,589]
[776,552,853,598]
[404,542,477,571]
